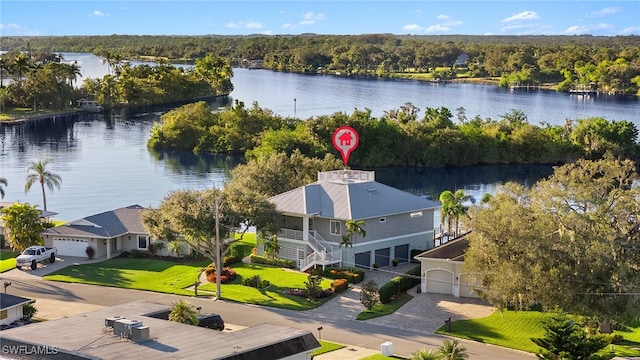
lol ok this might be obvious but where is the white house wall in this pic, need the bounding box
[419,259,480,298]
[1,306,24,326]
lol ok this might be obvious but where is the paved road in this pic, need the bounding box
[1,258,533,359]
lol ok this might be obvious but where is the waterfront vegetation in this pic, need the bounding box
[148,100,639,168]
[2,34,639,95]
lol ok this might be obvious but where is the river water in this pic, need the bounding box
[0,53,637,221]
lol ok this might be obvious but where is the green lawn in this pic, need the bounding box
[198,262,334,310]
[44,258,209,296]
[0,250,19,272]
[357,293,413,320]
[43,257,334,310]
[436,310,640,357]
[310,340,345,357]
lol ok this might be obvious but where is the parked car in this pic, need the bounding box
[197,314,225,331]
[16,246,58,270]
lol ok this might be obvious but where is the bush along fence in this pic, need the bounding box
[250,254,296,268]
[307,267,365,284]
[379,266,421,304]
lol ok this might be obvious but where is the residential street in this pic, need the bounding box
[1,260,534,359]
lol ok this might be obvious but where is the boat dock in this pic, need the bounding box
[0,110,84,125]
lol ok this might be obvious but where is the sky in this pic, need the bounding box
[0,1,638,37]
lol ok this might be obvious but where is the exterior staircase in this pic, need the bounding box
[278,229,342,271]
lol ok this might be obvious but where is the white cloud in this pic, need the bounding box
[262,30,273,35]
[502,11,539,22]
[402,24,423,32]
[586,7,620,18]
[91,10,108,17]
[426,24,450,33]
[246,21,264,29]
[445,20,463,27]
[302,11,325,21]
[563,23,612,35]
[0,23,40,36]
[282,23,296,30]
[620,26,640,35]
[437,14,449,20]
[226,22,242,28]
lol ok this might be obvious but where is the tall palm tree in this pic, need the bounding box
[168,300,199,325]
[342,219,366,267]
[0,177,7,199]
[439,189,470,238]
[24,159,62,211]
[12,53,33,80]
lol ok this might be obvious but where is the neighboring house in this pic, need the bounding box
[2,300,320,360]
[0,294,33,326]
[414,232,480,298]
[268,170,439,271]
[41,205,186,259]
[454,53,469,67]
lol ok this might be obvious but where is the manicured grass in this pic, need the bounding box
[310,340,345,357]
[42,256,334,310]
[0,250,19,273]
[436,310,640,357]
[43,258,209,296]
[356,293,413,320]
[198,262,334,310]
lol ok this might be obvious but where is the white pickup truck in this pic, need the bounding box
[16,246,58,270]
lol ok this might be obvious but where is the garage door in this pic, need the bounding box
[53,238,89,257]
[426,269,453,295]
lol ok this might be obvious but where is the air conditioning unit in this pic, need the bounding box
[113,319,143,338]
[131,326,150,342]
[105,316,123,328]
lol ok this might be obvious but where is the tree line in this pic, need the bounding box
[0,50,232,111]
[148,101,639,168]
[3,34,639,95]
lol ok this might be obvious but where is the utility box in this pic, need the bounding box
[113,319,143,338]
[381,341,393,356]
[131,326,150,342]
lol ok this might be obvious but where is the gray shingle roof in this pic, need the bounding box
[42,205,146,238]
[0,293,33,310]
[270,171,439,220]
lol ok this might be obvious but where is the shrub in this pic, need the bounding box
[304,275,323,301]
[249,254,295,268]
[284,288,307,298]
[243,274,262,287]
[130,249,148,258]
[314,267,364,283]
[206,267,237,284]
[223,255,241,266]
[319,288,333,298]
[259,279,271,289]
[148,241,165,255]
[22,303,37,319]
[331,279,349,293]
[379,265,421,303]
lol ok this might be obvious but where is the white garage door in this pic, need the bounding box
[426,269,453,295]
[53,238,89,257]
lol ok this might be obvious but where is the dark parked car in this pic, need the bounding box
[197,314,225,331]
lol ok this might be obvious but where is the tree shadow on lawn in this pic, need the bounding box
[435,320,505,343]
[44,266,132,287]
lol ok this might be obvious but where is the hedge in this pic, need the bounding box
[249,254,296,268]
[379,265,421,304]
[308,266,365,283]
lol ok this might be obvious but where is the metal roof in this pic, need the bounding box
[270,170,439,220]
[42,205,146,239]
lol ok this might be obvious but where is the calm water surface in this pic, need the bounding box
[0,53,636,221]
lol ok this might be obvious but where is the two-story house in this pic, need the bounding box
[268,170,439,271]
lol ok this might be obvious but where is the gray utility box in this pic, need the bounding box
[105,316,124,328]
[113,319,143,338]
[131,326,150,342]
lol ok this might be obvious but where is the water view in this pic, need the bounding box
[0,53,637,221]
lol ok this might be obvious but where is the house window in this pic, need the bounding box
[0,310,7,320]
[138,235,149,249]
[379,217,386,223]
[330,220,341,236]
[410,211,423,218]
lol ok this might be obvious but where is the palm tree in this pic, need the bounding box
[439,189,470,238]
[410,348,441,360]
[0,177,7,199]
[342,219,366,266]
[438,339,468,360]
[24,159,62,211]
[12,53,33,80]
[0,56,11,87]
[168,300,199,325]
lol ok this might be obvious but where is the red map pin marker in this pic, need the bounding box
[332,126,359,166]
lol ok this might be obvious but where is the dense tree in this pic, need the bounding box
[0,202,53,251]
[141,186,280,267]
[24,159,62,212]
[360,280,379,311]
[438,189,470,237]
[465,158,640,327]
[531,314,609,360]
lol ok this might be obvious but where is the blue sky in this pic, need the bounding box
[1,1,638,37]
